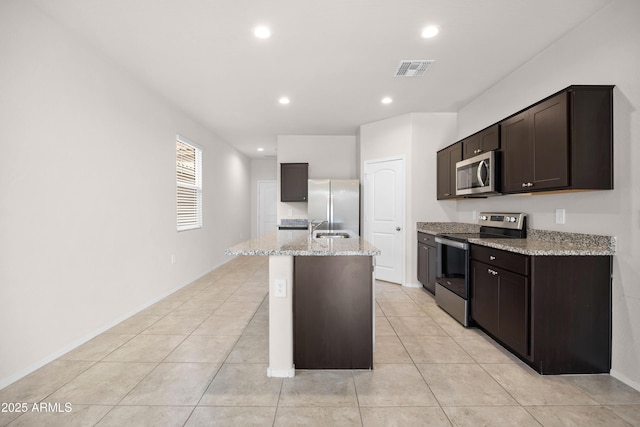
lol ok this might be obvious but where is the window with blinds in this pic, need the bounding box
[176,135,202,231]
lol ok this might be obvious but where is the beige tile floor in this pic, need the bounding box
[1,256,640,426]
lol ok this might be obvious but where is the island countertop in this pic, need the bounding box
[225,230,381,256]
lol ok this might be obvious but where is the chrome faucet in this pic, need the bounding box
[309,219,328,235]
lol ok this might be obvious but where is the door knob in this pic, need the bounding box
[396,227,401,231]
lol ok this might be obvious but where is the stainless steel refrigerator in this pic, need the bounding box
[308,179,360,235]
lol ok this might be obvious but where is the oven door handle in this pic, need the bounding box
[435,236,469,250]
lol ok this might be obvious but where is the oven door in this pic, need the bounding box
[434,237,469,299]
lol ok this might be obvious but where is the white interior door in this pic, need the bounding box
[364,159,405,284]
[258,180,277,236]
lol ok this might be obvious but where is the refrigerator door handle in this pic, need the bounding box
[329,194,333,228]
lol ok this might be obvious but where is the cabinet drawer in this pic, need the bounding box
[417,232,436,246]
[471,244,529,276]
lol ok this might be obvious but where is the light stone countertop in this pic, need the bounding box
[225,230,381,257]
[417,222,615,256]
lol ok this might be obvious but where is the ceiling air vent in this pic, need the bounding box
[394,60,434,77]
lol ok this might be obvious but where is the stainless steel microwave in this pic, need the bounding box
[455,151,500,197]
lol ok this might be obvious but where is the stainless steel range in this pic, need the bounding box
[434,212,527,326]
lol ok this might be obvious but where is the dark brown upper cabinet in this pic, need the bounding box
[462,124,500,160]
[501,85,613,194]
[280,163,308,202]
[436,141,462,200]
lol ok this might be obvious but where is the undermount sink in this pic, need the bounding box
[315,232,351,239]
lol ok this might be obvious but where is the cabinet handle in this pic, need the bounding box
[444,193,450,196]
[490,255,496,260]
[487,269,498,276]
[521,182,534,188]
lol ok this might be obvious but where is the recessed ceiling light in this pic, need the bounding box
[421,25,440,39]
[279,96,290,105]
[381,97,393,104]
[257,147,264,152]
[254,26,271,39]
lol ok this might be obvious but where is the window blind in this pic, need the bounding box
[176,136,202,231]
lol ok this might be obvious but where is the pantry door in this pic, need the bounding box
[364,158,405,284]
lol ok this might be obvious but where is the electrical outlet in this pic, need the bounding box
[288,209,293,216]
[555,209,566,224]
[171,254,176,265]
[472,210,477,220]
[274,279,287,298]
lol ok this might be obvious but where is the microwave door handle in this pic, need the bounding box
[477,160,487,186]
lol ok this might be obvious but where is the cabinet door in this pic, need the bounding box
[479,124,500,153]
[470,260,499,334]
[497,268,529,357]
[436,142,462,199]
[281,163,308,202]
[436,149,451,199]
[502,93,569,193]
[448,142,462,197]
[530,92,569,190]
[501,110,533,193]
[462,134,480,159]
[463,124,500,160]
[417,242,436,294]
[471,260,529,358]
[417,243,429,285]
[427,244,437,292]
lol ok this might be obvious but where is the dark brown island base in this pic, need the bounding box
[226,230,380,377]
[294,255,373,369]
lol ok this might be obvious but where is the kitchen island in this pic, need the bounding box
[225,230,380,377]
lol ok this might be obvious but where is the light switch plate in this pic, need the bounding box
[274,279,287,298]
[555,209,566,224]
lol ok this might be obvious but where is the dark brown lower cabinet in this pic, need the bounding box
[531,256,612,374]
[293,256,373,369]
[471,260,528,357]
[470,244,611,374]
[417,232,437,294]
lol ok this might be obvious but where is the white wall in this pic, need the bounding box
[276,135,357,222]
[250,158,277,237]
[409,113,458,285]
[359,113,457,287]
[0,0,251,388]
[454,0,640,389]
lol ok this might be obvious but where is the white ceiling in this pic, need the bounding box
[29,0,612,158]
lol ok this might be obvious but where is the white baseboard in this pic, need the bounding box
[402,282,423,288]
[267,367,295,378]
[610,369,640,392]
